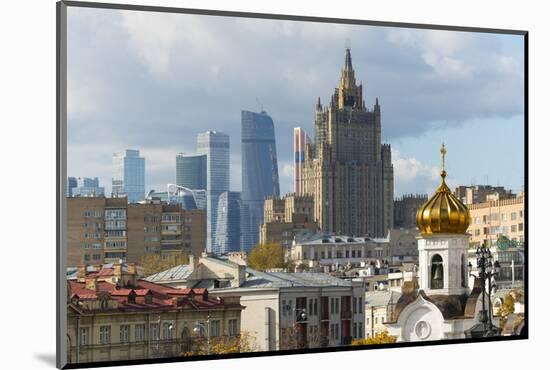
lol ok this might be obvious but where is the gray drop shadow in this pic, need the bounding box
[34,353,57,367]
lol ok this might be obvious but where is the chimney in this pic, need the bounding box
[113,263,122,277]
[189,254,199,271]
[85,277,98,292]
[127,263,136,276]
[77,265,87,280]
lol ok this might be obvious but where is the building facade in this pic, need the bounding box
[67,176,78,197]
[294,127,311,195]
[302,48,394,238]
[214,191,242,255]
[66,263,243,364]
[197,131,230,253]
[241,110,280,252]
[145,255,365,352]
[112,149,145,203]
[176,153,207,190]
[67,197,206,266]
[455,185,516,205]
[259,194,318,248]
[394,194,428,229]
[467,194,525,247]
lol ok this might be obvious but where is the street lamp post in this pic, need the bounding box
[465,244,502,338]
[194,315,211,355]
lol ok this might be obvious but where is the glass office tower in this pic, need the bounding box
[67,176,77,197]
[72,177,105,197]
[112,149,145,203]
[241,110,280,252]
[214,191,242,255]
[176,153,207,190]
[197,131,230,253]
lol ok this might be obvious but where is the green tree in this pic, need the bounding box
[140,253,189,276]
[248,243,285,271]
[352,330,397,345]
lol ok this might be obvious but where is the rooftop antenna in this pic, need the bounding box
[256,97,265,114]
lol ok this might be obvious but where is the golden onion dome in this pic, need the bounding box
[416,144,471,235]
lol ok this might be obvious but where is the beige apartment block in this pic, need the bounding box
[467,194,525,247]
[67,197,206,267]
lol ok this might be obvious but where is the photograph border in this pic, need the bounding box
[56,1,529,369]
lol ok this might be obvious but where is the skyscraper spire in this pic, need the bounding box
[344,47,353,72]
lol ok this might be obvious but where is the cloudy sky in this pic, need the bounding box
[67,7,525,198]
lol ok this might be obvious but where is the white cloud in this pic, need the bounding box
[393,150,439,183]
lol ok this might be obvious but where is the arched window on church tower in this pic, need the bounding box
[431,254,444,289]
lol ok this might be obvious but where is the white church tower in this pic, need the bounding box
[386,144,491,342]
[416,144,471,296]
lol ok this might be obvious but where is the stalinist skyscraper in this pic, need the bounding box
[302,48,394,237]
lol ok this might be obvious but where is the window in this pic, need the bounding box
[99,326,110,345]
[519,223,524,232]
[335,324,339,340]
[511,225,517,233]
[282,300,287,316]
[149,323,159,340]
[353,297,357,314]
[335,298,340,314]
[359,323,363,338]
[83,254,90,261]
[120,325,129,343]
[162,323,172,339]
[314,299,318,316]
[431,254,444,289]
[210,320,221,337]
[511,212,517,221]
[501,213,507,221]
[308,299,313,315]
[475,229,480,236]
[79,328,88,346]
[519,210,523,218]
[358,297,363,314]
[461,254,467,288]
[228,319,238,336]
[92,254,101,260]
[135,324,145,342]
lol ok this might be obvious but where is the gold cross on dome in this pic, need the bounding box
[441,143,447,171]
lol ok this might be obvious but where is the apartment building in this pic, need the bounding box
[67,197,206,266]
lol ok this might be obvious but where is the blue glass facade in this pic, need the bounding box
[214,191,242,255]
[197,131,230,253]
[72,177,105,197]
[241,111,280,252]
[176,153,207,190]
[112,149,145,203]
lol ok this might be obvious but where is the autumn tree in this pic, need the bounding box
[247,243,285,271]
[351,330,397,345]
[141,253,189,276]
[181,332,257,356]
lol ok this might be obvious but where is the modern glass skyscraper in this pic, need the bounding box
[72,177,105,197]
[241,110,280,252]
[176,153,207,190]
[197,131,230,253]
[67,176,77,197]
[214,191,242,255]
[112,149,145,203]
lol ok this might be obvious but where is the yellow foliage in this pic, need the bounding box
[181,332,257,356]
[352,330,397,345]
[247,243,285,271]
[140,253,189,276]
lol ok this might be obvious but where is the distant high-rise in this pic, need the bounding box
[67,176,78,197]
[176,153,207,190]
[112,149,145,203]
[197,131,230,253]
[241,110,280,252]
[293,127,311,195]
[303,48,394,237]
[72,177,105,197]
[214,191,242,255]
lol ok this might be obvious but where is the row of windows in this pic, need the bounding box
[352,297,363,314]
[105,209,126,220]
[352,322,364,338]
[83,211,102,218]
[83,254,102,261]
[105,240,127,249]
[472,223,524,236]
[473,210,523,225]
[82,243,102,249]
[329,323,340,341]
[83,232,101,239]
[301,249,388,260]
[82,321,237,345]
[81,222,102,229]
